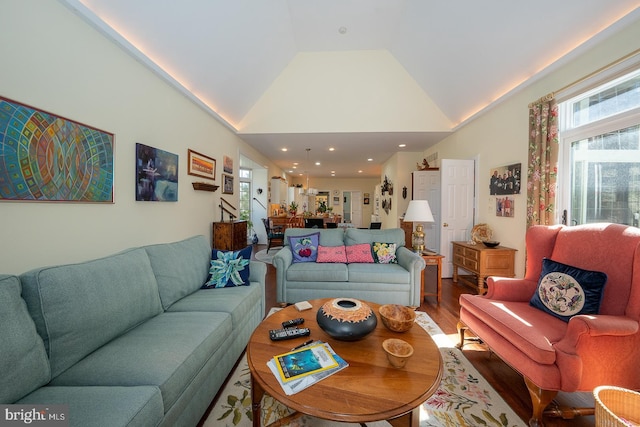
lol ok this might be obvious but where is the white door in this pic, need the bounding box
[439,159,475,277]
[413,170,441,252]
[351,191,363,228]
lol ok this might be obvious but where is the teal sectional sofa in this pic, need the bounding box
[1,235,266,427]
[274,228,425,307]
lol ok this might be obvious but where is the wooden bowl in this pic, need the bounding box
[379,304,416,332]
[382,338,414,368]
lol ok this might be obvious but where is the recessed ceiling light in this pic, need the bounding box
[293,162,299,165]
[398,144,406,148]
[338,26,347,35]
[281,148,288,152]
[358,170,363,173]
[367,158,373,162]
[331,173,335,176]
[315,162,320,166]
[329,147,335,151]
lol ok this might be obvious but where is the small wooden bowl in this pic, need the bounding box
[379,304,416,332]
[382,338,414,368]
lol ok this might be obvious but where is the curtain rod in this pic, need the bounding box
[528,47,640,108]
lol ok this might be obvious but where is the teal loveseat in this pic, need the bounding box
[1,235,265,427]
[274,228,425,307]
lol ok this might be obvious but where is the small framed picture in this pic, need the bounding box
[187,149,216,180]
[223,174,234,194]
[223,155,233,174]
[364,197,370,205]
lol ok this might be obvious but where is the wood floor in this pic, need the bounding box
[254,244,596,427]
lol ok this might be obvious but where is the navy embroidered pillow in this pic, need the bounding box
[529,258,607,322]
[203,245,252,288]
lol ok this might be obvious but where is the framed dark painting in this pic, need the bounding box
[136,143,178,201]
[0,96,114,202]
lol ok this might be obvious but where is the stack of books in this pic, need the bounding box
[267,341,348,395]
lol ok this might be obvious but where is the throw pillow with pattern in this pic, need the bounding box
[345,243,375,263]
[529,258,607,322]
[203,245,252,288]
[317,245,348,263]
[372,242,398,264]
[289,232,320,263]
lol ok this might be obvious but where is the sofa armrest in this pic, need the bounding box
[273,247,293,303]
[396,247,426,306]
[557,315,639,350]
[249,260,267,316]
[484,277,538,301]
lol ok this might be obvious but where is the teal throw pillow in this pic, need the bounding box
[529,258,607,322]
[203,246,252,288]
[372,242,398,264]
[289,232,320,263]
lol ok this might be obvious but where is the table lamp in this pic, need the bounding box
[403,200,434,252]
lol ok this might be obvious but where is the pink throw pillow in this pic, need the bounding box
[346,243,375,263]
[316,245,348,263]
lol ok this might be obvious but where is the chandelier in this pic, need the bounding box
[301,148,318,196]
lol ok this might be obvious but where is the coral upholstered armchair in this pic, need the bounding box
[458,223,640,427]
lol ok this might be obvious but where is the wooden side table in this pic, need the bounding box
[452,241,516,294]
[421,253,444,303]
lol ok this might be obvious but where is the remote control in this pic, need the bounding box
[282,318,305,328]
[269,327,311,341]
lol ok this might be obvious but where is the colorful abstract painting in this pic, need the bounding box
[0,97,114,202]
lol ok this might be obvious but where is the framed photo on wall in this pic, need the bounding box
[223,155,233,174]
[489,162,521,195]
[222,174,234,194]
[187,149,216,180]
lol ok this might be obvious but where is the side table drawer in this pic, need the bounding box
[463,247,479,261]
[463,258,478,271]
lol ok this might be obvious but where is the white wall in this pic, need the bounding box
[424,20,640,278]
[0,1,283,273]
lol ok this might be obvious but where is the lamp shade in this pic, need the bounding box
[403,200,434,223]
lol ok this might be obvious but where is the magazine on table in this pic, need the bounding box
[267,341,348,395]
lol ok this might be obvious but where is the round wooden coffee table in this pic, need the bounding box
[247,299,443,427]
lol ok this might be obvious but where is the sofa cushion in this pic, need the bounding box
[20,248,163,378]
[49,311,232,413]
[168,283,262,329]
[344,228,405,247]
[0,275,50,403]
[372,242,398,264]
[348,263,409,284]
[460,295,567,365]
[203,245,252,288]
[289,232,320,263]
[317,245,348,263]
[287,262,349,282]
[285,228,345,247]
[345,243,375,263]
[530,258,608,322]
[144,235,211,309]
[17,386,163,427]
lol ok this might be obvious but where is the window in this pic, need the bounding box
[559,68,640,226]
[239,168,252,236]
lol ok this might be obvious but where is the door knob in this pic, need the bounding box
[443,223,449,227]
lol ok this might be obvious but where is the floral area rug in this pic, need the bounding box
[204,310,526,427]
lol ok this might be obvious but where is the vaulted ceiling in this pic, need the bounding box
[63,0,640,177]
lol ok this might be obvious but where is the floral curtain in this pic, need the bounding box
[526,96,559,228]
